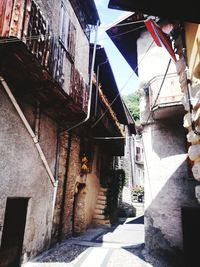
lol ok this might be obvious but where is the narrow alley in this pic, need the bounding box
[22,203,169,267]
[1,0,200,266]
[23,213,149,267]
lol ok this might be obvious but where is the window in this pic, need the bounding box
[136,147,141,162]
[59,2,76,60]
[59,2,69,48]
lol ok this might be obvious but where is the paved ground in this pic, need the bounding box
[22,214,171,267]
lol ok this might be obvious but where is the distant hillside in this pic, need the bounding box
[123,92,140,122]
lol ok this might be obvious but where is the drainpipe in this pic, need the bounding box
[65,21,100,132]
[34,101,40,141]
[0,76,57,187]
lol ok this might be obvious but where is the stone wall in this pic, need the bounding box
[0,85,57,263]
[51,131,70,243]
[61,134,81,237]
[142,117,197,265]
[137,23,200,265]
[177,23,200,198]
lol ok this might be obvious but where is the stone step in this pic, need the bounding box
[96,199,106,205]
[98,191,106,196]
[92,219,110,225]
[95,204,106,210]
[97,195,107,201]
[99,187,108,192]
[93,214,106,220]
[94,208,104,215]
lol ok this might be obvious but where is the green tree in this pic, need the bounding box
[123,92,140,122]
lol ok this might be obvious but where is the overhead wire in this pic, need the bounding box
[90,40,155,129]
[0,20,153,145]
[0,19,146,45]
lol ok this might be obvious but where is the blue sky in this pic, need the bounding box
[93,0,139,95]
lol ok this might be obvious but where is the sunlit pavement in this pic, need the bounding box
[23,215,154,267]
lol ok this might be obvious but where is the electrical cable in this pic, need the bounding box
[91,40,155,129]
[0,26,146,47]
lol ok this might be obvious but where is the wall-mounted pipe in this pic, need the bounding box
[0,76,57,187]
[64,21,100,132]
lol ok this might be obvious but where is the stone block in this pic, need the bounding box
[188,144,200,161]
[192,161,200,181]
[181,95,190,111]
[191,83,200,110]
[195,185,200,204]
[175,57,186,75]
[179,71,188,93]
[183,113,192,128]
[187,129,200,144]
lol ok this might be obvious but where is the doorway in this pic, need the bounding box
[0,198,29,267]
[181,207,200,267]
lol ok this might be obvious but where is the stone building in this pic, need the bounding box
[0,1,134,266]
[0,0,97,265]
[107,3,200,266]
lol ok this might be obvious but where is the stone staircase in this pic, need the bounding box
[92,187,111,226]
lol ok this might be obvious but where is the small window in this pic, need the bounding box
[68,20,76,60]
[59,2,76,60]
[59,2,69,49]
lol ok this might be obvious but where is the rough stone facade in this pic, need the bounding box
[138,23,198,266]
[142,117,197,265]
[0,84,57,263]
[0,0,96,265]
[62,134,81,236]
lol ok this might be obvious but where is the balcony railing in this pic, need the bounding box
[0,0,89,112]
[149,73,184,111]
[70,67,89,113]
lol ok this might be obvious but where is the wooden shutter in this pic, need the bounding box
[67,20,76,60]
[59,2,69,50]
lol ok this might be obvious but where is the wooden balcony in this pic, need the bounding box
[0,0,89,124]
[149,73,185,119]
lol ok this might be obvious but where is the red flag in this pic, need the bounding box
[144,18,177,62]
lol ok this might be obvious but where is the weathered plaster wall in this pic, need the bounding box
[62,142,100,236]
[35,0,90,94]
[142,119,197,265]
[39,113,58,175]
[137,30,176,83]
[0,85,56,262]
[61,134,81,237]
[122,129,134,188]
[51,131,70,242]
[137,23,200,265]
[84,146,101,226]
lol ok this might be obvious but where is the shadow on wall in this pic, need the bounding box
[144,161,199,267]
[151,119,187,159]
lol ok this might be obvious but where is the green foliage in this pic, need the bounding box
[123,92,140,121]
[132,185,144,194]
